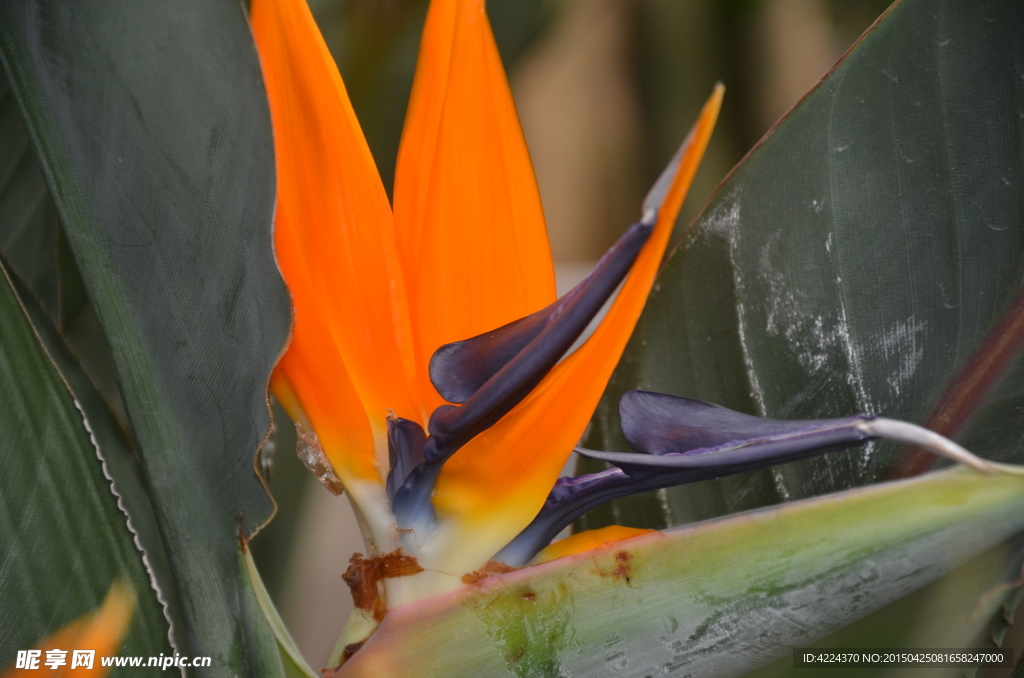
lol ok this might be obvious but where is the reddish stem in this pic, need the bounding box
[889,286,1024,479]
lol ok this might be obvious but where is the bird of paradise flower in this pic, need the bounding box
[250,0,994,661]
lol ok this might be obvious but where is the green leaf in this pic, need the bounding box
[241,546,320,678]
[580,0,1024,527]
[6,264,190,654]
[0,262,171,673]
[339,466,1024,678]
[0,68,84,328]
[0,1,291,673]
[0,66,127,432]
[745,535,1024,678]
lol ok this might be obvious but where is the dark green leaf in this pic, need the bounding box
[581,0,1024,530]
[0,66,120,425]
[0,262,171,674]
[6,264,190,655]
[0,67,81,327]
[0,1,291,673]
[241,547,319,678]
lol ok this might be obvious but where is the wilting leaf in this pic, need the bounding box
[339,466,1024,678]
[0,0,291,672]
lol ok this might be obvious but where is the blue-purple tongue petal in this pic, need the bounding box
[394,133,707,534]
[399,221,652,532]
[428,128,695,408]
[386,416,427,503]
[427,220,652,448]
[430,313,551,404]
[495,396,875,565]
[430,216,653,413]
[497,422,874,566]
[618,390,871,463]
[496,391,994,566]
[398,219,650,532]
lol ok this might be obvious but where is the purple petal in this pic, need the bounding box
[427,129,696,408]
[393,134,710,534]
[429,221,649,406]
[427,220,652,449]
[386,416,426,503]
[495,393,875,565]
[495,469,634,566]
[404,221,652,531]
[619,390,870,459]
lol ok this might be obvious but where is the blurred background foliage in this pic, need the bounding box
[250,0,894,667]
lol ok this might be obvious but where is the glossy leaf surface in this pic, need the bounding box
[0,1,291,672]
[0,264,171,673]
[580,0,1024,531]
[340,467,1024,678]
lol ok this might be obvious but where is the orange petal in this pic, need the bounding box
[1,619,90,678]
[393,0,457,285]
[66,583,136,678]
[432,86,724,563]
[532,526,654,565]
[272,359,376,483]
[394,0,557,412]
[3,581,135,678]
[252,0,421,480]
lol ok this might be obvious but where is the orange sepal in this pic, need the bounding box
[532,526,655,565]
[432,86,724,557]
[252,0,422,480]
[271,356,377,483]
[2,581,135,678]
[396,0,557,412]
[393,0,457,288]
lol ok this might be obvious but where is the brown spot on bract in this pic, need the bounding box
[341,642,364,663]
[342,549,425,621]
[613,551,632,583]
[461,560,523,584]
[521,591,536,602]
